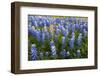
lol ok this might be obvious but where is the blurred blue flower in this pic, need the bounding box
[69,17,73,22]
[68,24,72,31]
[60,49,67,58]
[69,37,74,49]
[39,52,44,60]
[34,20,38,27]
[31,44,38,60]
[51,45,57,58]
[58,24,64,30]
[83,29,87,37]
[36,29,41,42]
[55,18,61,24]
[28,26,37,37]
[65,29,69,36]
[62,36,66,48]
[50,40,55,47]
[72,32,75,39]
[41,30,45,44]
[38,18,45,27]
[45,52,49,56]
[75,24,79,29]
[55,28,60,35]
[28,16,35,26]
[62,27,66,36]
[80,24,84,32]
[72,24,75,32]
[77,33,82,46]
[76,50,81,57]
[45,19,50,27]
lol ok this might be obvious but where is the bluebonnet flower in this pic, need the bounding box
[65,17,69,22]
[28,25,36,37]
[68,24,72,31]
[69,37,74,49]
[34,20,38,27]
[55,28,60,35]
[38,18,44,27]
[62,36,66,48]
[39,52,44,60]
[45,19,50,27]
[36,29,41,42]
[50,45,57,58]
[65,29,69,37]
[31,44,38,60]
[76,50,81,57]
[62,28,68,37]
[58,24,64,30]
[68,17,73,22]
[60,49,67,58]
[60,19,65,25]
[72,24,75,32]
[77,33,82,46]
[61,26,65,32]
[83,22,88,31]
[72,32,75,39]
[80,24,84,32]
[45,52,49,56]
[61,27,66,35]
[41,30,45,44]
[50,40,55,47]
[75,24,79,29]
[43,19,47,26]
[28,16,34,26]
[83,29,87,37]
[55,18,61,24]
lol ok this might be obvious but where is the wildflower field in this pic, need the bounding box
[28,15,88,61]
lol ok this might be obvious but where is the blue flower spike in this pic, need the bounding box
[51,45,57,58]
[31,44,38,60]
[77,33,82,46]
[69,37,74,49]
[60,49,67,58]
[62,36,66,48]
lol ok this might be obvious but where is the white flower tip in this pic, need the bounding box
[32,44,36,47]
[67,51,70,55]
[77,50,80,52]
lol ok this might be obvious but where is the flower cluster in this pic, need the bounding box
[28,15,88,60]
